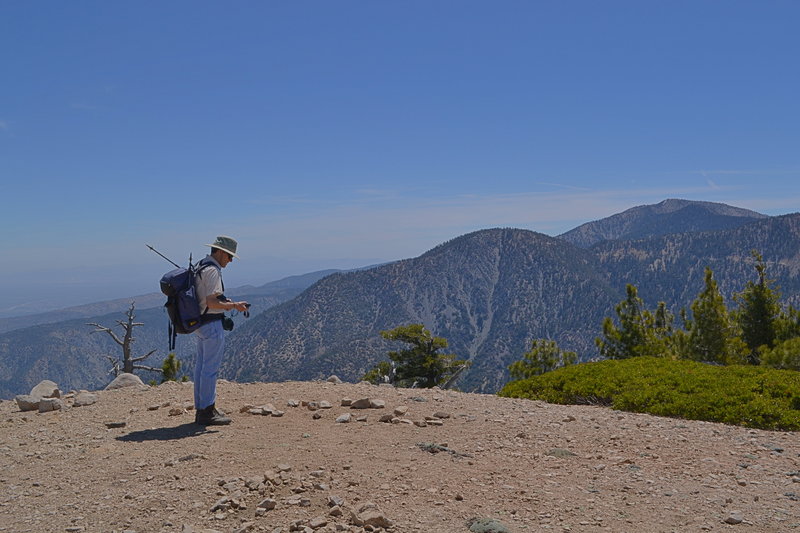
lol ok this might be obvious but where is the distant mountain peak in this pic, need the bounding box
[558,198,768,248]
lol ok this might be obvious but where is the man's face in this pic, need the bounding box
[214,250,234,268]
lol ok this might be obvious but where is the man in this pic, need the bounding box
[193,235,250,426]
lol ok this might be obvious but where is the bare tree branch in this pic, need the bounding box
[88,302,159,376]
[132,349,157,363]
[87,323,125,346]
[133,364,162,373]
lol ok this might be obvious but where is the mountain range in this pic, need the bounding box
[2,199,798,398]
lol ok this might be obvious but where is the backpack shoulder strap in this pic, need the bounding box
[195,257,224,291]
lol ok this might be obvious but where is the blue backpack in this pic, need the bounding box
[160,257,220,349]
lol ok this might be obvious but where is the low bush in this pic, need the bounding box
[499,357,800,431]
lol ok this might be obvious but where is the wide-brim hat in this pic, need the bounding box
[205,235,240,258]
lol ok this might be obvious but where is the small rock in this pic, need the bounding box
[336,413,352,423]
[327,375,343,384]
[105,421,127,428]
[319,401,332,409]
[350,398,371,409]
[257,498,277,510]
[309,516,328,529]
[724,512,744,525]
[287,399,300,407]
[546,448,577,458]
[468,517,512,533]
[393,406,408,416]
[432,411,450,419]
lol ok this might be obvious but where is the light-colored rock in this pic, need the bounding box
[468,517,512,533]
[38,397,63,413]
[73,391,97,407]
[336,413,352,423]
[15,394,39,412]
[327,375,343,384]
[308,516,328,529]
[350,398,371,409]
[724,512,744,525]
[31,380,60,399]
[349,502,392,528]
[105,373,148,391]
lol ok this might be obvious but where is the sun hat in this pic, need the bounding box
[205,235,240,258]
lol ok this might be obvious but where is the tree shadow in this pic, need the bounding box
[115,422,217,442]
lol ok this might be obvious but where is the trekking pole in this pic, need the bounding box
[145,244,181,269]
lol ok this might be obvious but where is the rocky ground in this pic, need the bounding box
[1,377,799,533]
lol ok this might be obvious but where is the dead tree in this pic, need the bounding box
[88,302,161,376]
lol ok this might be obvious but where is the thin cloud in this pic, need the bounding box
[235,183,762,261]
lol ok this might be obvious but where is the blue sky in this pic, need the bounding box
[1,1,798,315]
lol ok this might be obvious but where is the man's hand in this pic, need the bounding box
[231,301,249,312]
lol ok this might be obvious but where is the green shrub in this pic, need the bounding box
[499,357,800,431]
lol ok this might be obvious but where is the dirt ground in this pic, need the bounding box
[1,379,798,533]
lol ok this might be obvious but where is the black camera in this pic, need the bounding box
[222,316,234,331]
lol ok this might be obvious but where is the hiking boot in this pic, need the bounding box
[195,404,231,426]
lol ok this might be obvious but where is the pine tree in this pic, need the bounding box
[508,339,577,379]
[734,251,781,364]
[161,352,182,383]
[596,285,676,359]
[686,267,748,364]
[378,324,469,388]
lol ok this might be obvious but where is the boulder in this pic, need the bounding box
[38,397,63,413]
[105,373,148,391]
[31,380,60,399]
[15,394,40,412]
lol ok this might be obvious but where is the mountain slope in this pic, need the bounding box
[593,212,800,309]
[558,198,768,248]
[224,229,619,393]
[0,271,337,399]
